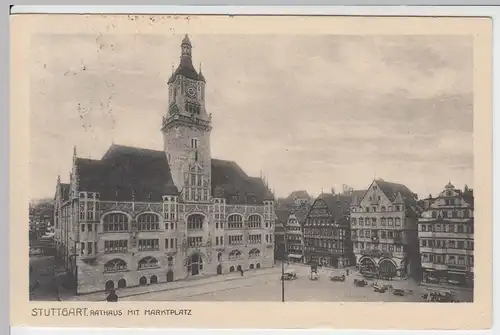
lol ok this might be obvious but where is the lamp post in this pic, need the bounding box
[278,244,287,303]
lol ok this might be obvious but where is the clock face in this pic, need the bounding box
[187,86,196,98]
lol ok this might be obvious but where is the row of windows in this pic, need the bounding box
[304,239,345,249]
[352,205,402,213]
[419,223,473,233]
[104,240,127,253]
[188,236,203,247]
[429,209,472,219]
[421,253,474,266]
[420,239,473,250]
[303,228,346,237]
[354,242,404,252]
[104,256,160,273]
[353,243,403,253]
[351,217,402,227]
[352,229,402,239]
[138,239,159,251]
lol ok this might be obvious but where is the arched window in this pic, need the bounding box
[229,266,235,272]
[388,218,394,226]
[229,250,242,260]
[395,218,401,226]
[104,259,127,273]
[138,256,159,270]
[248,215,261,228]
[249,248,260,259]
[359,218,364,226]
[381,218,386,226]
[137,213,160,231]
[228,215,243,229]
[187,214,204,231]
[351,218,357,225]
[186,165,206,201]
[150,275,158,284]
[217,252,222,262]
[103,213,129,232]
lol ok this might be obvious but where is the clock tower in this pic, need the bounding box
[162,35,212,202]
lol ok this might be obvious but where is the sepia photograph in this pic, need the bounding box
[11,13,492,329]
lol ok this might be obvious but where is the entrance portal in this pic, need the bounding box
[105,280,114,290]
[217,264,222,275]
[188,253,203,276]
[117,279,126,289]
[139,276,147,286]
[167,270,174,282]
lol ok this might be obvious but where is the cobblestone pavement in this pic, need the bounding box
[121,264,474,302]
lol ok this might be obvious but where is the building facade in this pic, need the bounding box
[350,179,421,278]
[53,35,275,295]
[284,210,307,263]
[303,191,362,268]
[418,182,474,287]
[274,209,289,262]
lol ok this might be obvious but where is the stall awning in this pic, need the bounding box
[288,254,303,258]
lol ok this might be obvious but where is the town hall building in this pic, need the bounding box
[53,35,276,295]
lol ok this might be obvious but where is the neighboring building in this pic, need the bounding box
[284,209,307,263]
[274,209,289,261]
[277,190,312,210]
[53,35,275,294]
[303,191,363,268]
[418,182,474,287]
[350,179,421,279]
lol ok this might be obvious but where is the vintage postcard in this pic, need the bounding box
[10,13,492,329]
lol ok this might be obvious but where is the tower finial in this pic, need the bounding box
[73,145,76,157]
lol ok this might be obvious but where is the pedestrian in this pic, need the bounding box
[240,268,244,276]
[346,269,350,276]
[106,289,119,302]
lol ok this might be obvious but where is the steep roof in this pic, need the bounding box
[291,208,308,225]
[74,144,273,204]
[168,35,200,84]
[211,159,274,205]
[76,144,179,201]
[275,208,291,225]
[375,179,418,207]
[314,192,359,223]
[287,190,310,200]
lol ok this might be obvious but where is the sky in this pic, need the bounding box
[29,33,473,200]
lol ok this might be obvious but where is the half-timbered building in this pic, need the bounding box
[303,190,363,268]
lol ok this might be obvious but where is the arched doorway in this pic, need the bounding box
[359,257,377,273]
[256,263,261,269]
[379,259,397,279]
[237,265,242,272]
[105,280,114,290]
[250,264,254,269]
[150,275,158,284]
[217,264,222,275]
[166,270,174,282]
[139,276,147,286]
[229,266,235,272]
[188,253,204,276]
[117,279,126,289]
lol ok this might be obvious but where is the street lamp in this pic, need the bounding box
[277,244,288,303]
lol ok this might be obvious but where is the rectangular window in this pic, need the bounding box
[138,239,159,251]
[88,223,93,232]
[87,242,93,254]
[104,240,128,253]
[94,242,98,253]
[81,224,85,232]
[191,138,198,149]
[188,237,203,247]
[80,242,85,255]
